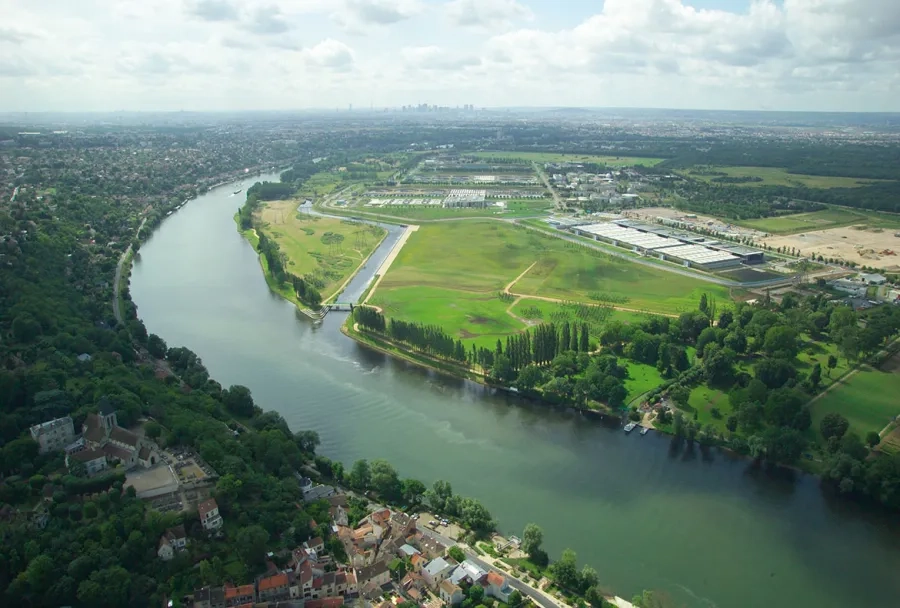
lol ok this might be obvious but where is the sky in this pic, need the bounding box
[1,0,899,113]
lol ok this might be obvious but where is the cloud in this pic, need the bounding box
[0,27,40,45]
[334,0,422,29]
[244,5,291,35]
[402,46,481,71]
[0,56,38,77]
[444,0,532,29]
[302,39,355,70]
[188,0,238,21]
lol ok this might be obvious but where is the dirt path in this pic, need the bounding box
[504,261,537,293]
[363,224,419,305]
[506,291,679,318]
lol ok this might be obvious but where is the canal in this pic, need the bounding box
[130,175,900,608]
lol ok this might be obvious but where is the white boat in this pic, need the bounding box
[233,188,243,195]
[624,422,637,433]
[640,427,650,436]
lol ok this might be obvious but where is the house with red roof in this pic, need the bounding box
[198,498,223,532]
[258,572,290,602]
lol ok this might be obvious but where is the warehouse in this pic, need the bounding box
[653,244,741,269]
[572,222,744,270]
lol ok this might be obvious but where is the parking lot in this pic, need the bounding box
[418,511,464,541]
[125,464,177,496]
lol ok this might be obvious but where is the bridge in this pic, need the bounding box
[327,302,355,312]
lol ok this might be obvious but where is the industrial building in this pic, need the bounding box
[443,189,487,208]
[571,221,765,270]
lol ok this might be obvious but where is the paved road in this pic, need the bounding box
[113,217,146,325]
[533,162,563,210]
[418,527,560,608]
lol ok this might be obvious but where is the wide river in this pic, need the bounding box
[131,176,900,608]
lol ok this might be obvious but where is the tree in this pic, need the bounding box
[763,326,799,359]
[508,590,524,608]
[236,525,270,566]
[371,459,402,501]
[580,565,599,592]
[402,478,426,506]
[460,497,494,535]
[448,545,466,563]
[76,567,131,608]
[808,363,822,391]
[222,385,255,417]
[348,459,371,491]
[144,421,162,439]
[820,413,850,441]
[866,431,881,448]
[522,523,544,558]
[429,480,453,512]
[550,548,579,591]
[827,354,838,376]
[24,554,55,593]
[516,364,544,393]
[295,430,320,454]
[468,584,485,603]
[147,333,167,358]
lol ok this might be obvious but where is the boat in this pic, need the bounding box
[640,427,650,436]
[624,422,637,433]
[233,188,243,195]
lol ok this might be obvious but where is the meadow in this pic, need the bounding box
[466,151,665,167]
[810,364,900,443]
[733,208,872,234]
[256,200,385,300]
[370,220,731,347]
[685,165,890,189]
[356,198,552,221]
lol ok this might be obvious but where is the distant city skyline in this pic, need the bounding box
[1,0,898,113]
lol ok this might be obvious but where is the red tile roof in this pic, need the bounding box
[197,498,218,518]
[224,584,254,599]
[259,572,289,591]
[487,571,505,587]
[306,598,344,608]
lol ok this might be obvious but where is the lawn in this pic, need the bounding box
[733,209,870,234]
[354,198,552,221]
[688,385,732,434]
[685,166,890,189]
[373,286,526,349]
[256,200,385,300]
[513,246,731,315]
[625,362,666,405]
[810,366,900,442]
[466,151,665,167]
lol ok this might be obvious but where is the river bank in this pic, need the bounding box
[132,170,900,608]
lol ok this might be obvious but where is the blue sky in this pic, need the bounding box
[0,0,898,112]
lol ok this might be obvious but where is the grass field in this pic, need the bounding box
[685,166,890,189]
[625,362,666,404]
[256,200,385,300]
[466,151,665,167]
[688,385,732,434]
[733,208,871,234]
[810,365,900,442]
[371,220,730,346]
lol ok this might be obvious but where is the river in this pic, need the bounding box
[130,175,900,608]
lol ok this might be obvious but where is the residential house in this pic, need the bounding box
[485,571,513,603]
[305,536,325,553]
[422,557,456,588]
[439,580,465,606]
[66,448,108,476]
[224,583,255,607]
[330,503,349,527]
[198,498,223,531]
[355,561,391,589]
[449,560,486,587]
[258,573,290,602]
[859,272,888,285]
[306,598,344,608]
[416,533,447,559]
[157,525,188,561]
[390,511,416,537]
[30,416,75,454]
[399,544,420,559]
[193,586,226,608]
[409,553,428,573]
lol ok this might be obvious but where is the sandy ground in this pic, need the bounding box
[363,224,418,304]
[626,207,766,239]
[126,464,176,494]
[761,226,900,270]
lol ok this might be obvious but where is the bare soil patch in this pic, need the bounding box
[762,226,900,271]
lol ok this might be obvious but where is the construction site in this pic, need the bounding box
[761,226,900,271]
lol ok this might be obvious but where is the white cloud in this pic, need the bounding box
[302,39,355,70]
[0,0,899,111]
[444,0,532,29]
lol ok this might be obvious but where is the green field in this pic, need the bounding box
[466,151,665,167]
[733,209,871,234]
[810,365,900,442]
[256,200,385,300]
[685,166,890,189]
[625,362,666,405]
[688,385,732,434]
[371,220,731,346]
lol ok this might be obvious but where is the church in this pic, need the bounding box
[78,399,160,470]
